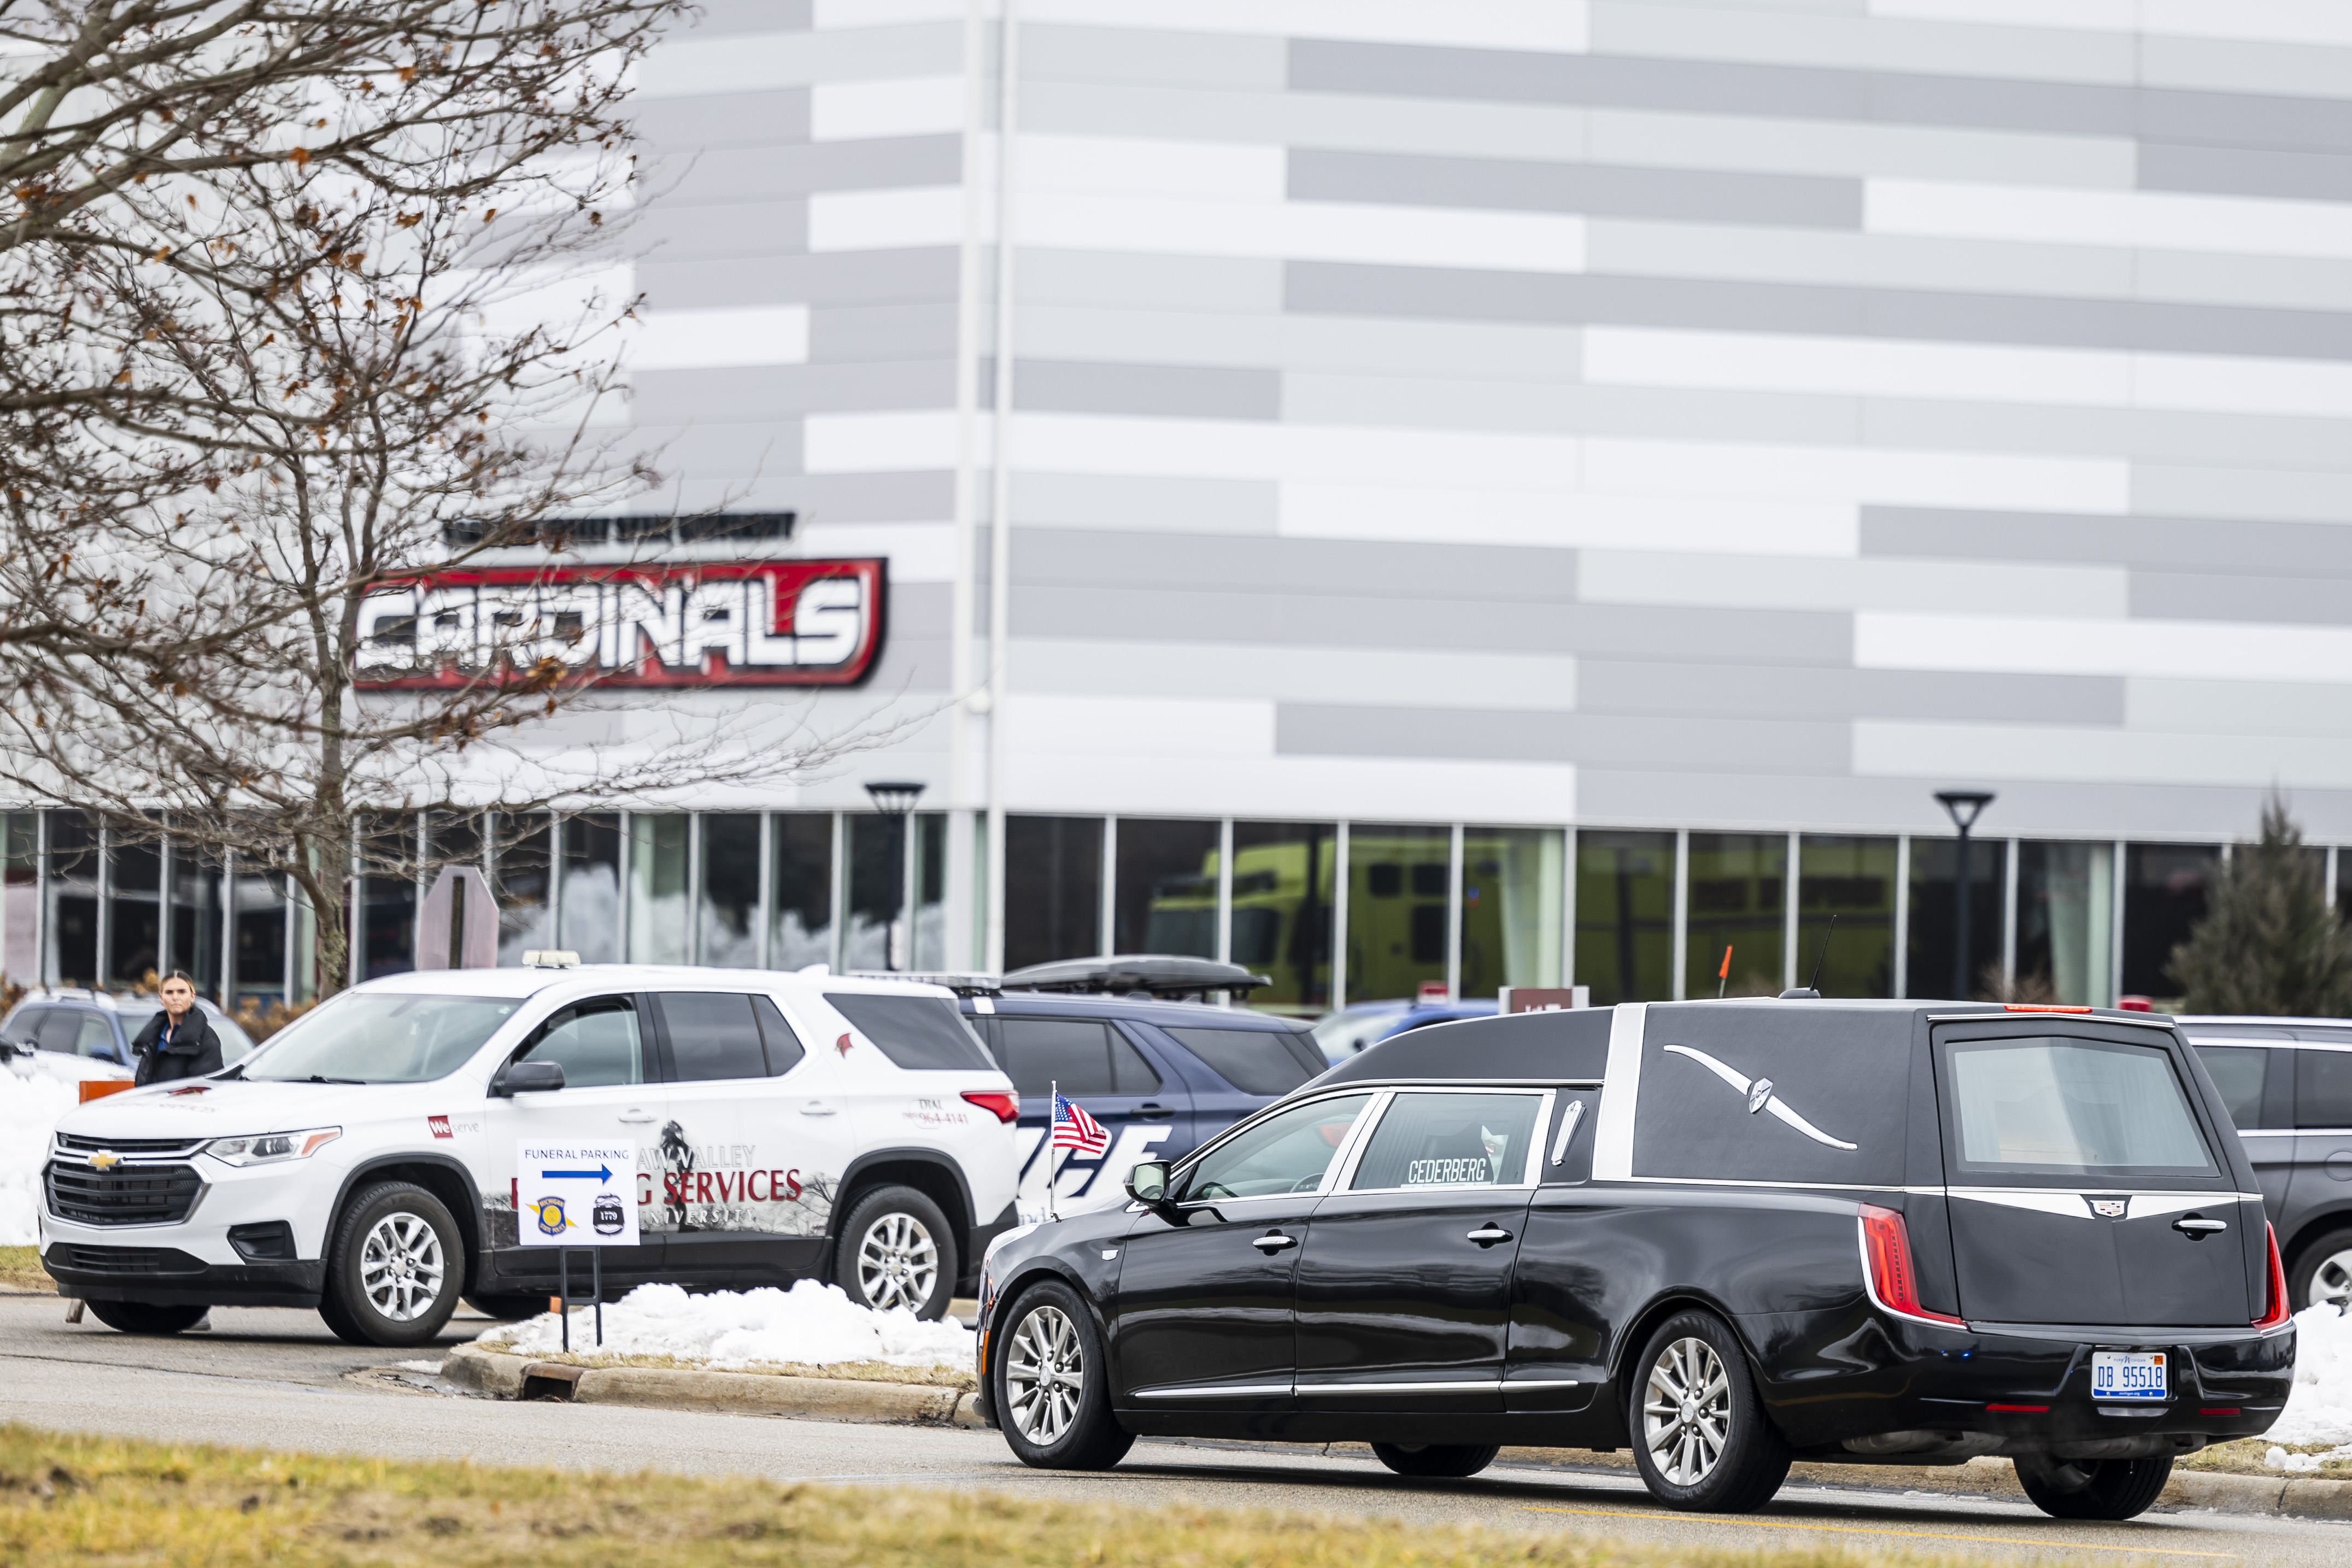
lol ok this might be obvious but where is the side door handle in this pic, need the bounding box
[2174,1216,2227,1237]
[1251,1231,1297,1253]
[1134,1102,1166,1115]
[1467,1225,1514,1247]
[799,1100,838,1117]
[618,1110,655,1124]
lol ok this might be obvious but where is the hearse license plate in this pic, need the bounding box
[2091,1350,2168,1401]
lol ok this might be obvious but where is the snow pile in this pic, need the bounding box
[0,1064,77,1247]
[480,1279,973,1370]
[2266,1302,2352,1447]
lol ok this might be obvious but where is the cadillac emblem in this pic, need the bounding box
[2091,1197,2128,1219]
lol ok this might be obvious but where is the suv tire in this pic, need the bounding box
[464,1292,553,1323]
[833,1184,955,1320]
[2288,1227,2352,1312]
[321,1181,463,1348]
[1371,1442,1500,1478]
[992,1278,1134,1471]
[1628,1309,1792,1513]
[84,1299,209,1335]
[2016,1453,2174,1520]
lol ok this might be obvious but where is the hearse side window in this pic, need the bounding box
[1351,1091,1542,1191]
[2191,1044,2268,1130]
[2297,1049,2352,1129]
[1945,1037,2214,1178]
[826,993,994,1071]
[515,996,643,1088]
[655,993,767,1082]
[752,996,805,1076]
[1160,1025,1323,1096]
[1185,1094,1372,1201]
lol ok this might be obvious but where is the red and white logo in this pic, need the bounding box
[427,1115,453,1140]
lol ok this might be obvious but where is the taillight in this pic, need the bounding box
[2003,1004,2091,1014]
[1858,1203,1966,1326]
[2254,1221,2291,1330]
[963,1090,1019,1125]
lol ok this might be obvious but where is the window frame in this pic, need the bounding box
[1931,1028,2231,1190]
[649,989,773,1087]
[2294,1042,2352,1132]
[511,991,650,1090]
[1165,1087,1382,1210]
[1330,1087,1556,1196]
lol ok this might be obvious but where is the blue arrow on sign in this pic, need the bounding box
[544,1166,613,1182]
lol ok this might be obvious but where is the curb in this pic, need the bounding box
[441,1343,987,1429]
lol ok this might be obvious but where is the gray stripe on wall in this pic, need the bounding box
[639,87,811,151]
[1276,703,1849,772]
[1860,506,2352,574]
[1002,357,1283,421]
[1578,660,2127,726]
[637,248,957,310]
[631,361,952,422]
[1287,148,1863,229]
[2130,571,2352,626]
[1283,262,2352,362]
[648,134,960,205]
[1012,528,1580,600]
[814,303,960,361]
[633,197,807,264]
[2140,141,2352,204]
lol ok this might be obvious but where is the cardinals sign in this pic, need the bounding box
[352,558,885,689]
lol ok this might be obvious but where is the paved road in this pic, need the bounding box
[0,1295,2343,1564]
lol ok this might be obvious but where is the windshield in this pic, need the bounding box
[244,993,521,1083]
[1945,1037,2216,1179]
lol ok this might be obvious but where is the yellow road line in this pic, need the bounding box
[1520,1506,2238,1559]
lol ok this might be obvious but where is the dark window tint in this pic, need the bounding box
[1110,1031,1162,1094]
[827,993,993,1071]
[4,1007,48,1044]
[516,996,643,1088]
[995,1018,1117,1097]
[1351,1091,1544,1190]
[2297,1049,2352,1129]
[658,993,768,1083]
[752,996,805,1076]
[37,1010,114,1058]
[1162,1025,1323,1096]
[2192,1044,2269,1130]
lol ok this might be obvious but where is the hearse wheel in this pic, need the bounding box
[84,1299,210,1335]
[992,1279,1134,1472]
[1629,1309,1791,1512]
[1371,1442,1500,1478]
[2015,1453,2174,1520]
[319,1181,463,1348]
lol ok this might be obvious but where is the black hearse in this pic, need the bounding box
[972,999,2295,1518]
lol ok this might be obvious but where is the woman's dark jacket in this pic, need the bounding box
[131,1011,224,1086]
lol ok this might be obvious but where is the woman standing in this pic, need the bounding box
[132,972,225,1086]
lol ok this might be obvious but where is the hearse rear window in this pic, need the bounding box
[1946,1037,2215,1178]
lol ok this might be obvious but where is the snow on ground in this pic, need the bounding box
[2265,1301,2352,1455]
[0,1064,77,1247]
[480,1280,973,1370]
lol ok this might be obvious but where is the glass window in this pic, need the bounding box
[107,832,161,989]
[826,992,994,1071]
[46,812,97,986]
[1945,1037,2215,1177]
[658,991,767,1082]
[699,814,761,967]
[2016,841,2115,1007]
[1185,1093,1373,1201]
[1111,1031,1160,1094]
[628,814,689,964]
[1351,1091,1543,1190]
[1684,833,1786,1000]
[2192,1044,2268,1130]
[2122,844,2219,1002]
[912,813,947,971]
[1004,815,1104,972]
[1230,821,1335,1014]
[2297,1049,2352,1129]
[492,814,554,966]
[770,813,834,970]
[559,813,622,964]
[1798,835,1896,999]
[3,812,37,985]
[1346,824,1450,1005]
[1575,830,1672,1005]
[1160,1025,1324,1096]
[1114,818,1221,958]
[513,996,643,1088]
[169,840,225,999]
[0,1006,40,1043]
[994,1017,1121,1098]
[247,993,523,1083]
[1462,826,1563,1001]
[231,865,286,1003]
[1906,836,2007,1002]
[360,817,418,981]
[753,995,805,1076]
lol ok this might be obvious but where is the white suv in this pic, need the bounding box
[39,965,1020,1346]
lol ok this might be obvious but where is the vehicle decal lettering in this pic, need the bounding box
[1662,1043,1857,1152]
[428,1115,453,1139]
[653,1120,834,1238]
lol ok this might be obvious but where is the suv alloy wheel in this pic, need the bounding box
[832,1184,955,1320]
[320,1181,462,1348]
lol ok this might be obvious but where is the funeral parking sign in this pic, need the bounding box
[517,1143,637,1247]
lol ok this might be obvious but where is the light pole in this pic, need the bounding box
[864,780,926,971]
[1935,790,1996,1000]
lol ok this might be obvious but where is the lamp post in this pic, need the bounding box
[1934,790,1997,1000]
[864,780,926,971]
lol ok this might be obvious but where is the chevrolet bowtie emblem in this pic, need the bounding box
[88,1152,120,1171]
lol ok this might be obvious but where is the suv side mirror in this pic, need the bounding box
[492,1059,565,1097]
[1125,1160,1171,1206]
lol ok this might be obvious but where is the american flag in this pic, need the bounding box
[1051,1091,1110,1157]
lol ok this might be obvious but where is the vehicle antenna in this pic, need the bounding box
[1717,945,1732,1000]
[1805,915,1838,995]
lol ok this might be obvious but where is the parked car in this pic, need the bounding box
[947,958,1328,1219]
[2178,1015,2352,1311]
[975,998,2292,1519]
[2,988,257,1081]
[1309,996,1497,1064]
[40,964,1018,1344]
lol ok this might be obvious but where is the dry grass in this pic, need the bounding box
[0,1422,2061,1568]
[2180,1437,2352,1478]
[0,1246,54,1294]
[490,1348,974,1390]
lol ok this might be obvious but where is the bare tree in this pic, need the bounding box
[0,2,910,994]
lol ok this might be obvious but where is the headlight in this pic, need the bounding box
[203,1128,342,1166]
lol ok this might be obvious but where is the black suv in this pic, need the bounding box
[2180,1015,2352,1312]
[976,999,2292,1519]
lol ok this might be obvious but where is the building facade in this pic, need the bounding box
[14,1,2352,1013]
